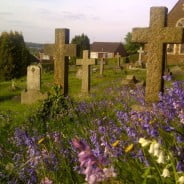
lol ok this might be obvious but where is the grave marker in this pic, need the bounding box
[21,65,47,104]
[115,52,122,70]
[27,65,41,91]
[76,50,96,94]
[54,28,76,96]
[137,47,144,66]
[132,7,183,102]
[100,58,105,76]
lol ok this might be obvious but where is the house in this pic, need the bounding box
[39,50,54,64]
[39,44,54,64]
[167,0,184,64]
[90,42,127,59]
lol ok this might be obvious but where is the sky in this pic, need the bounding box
[0,0,178,43]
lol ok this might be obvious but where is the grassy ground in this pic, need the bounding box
[0,62,184,184]
[1,62,184,126]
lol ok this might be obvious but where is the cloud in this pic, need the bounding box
[6,20,35,28]
[61,11,85,20]
[0,12,13,16]
[36,8,100,24]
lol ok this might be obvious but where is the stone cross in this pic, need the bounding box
[21,65,47,104]
[76,50,96,94]
[100,58,105,76]
[137,47,144,65]
[132,7,183,102]
[54,28,76,96]
[116,52,121,68]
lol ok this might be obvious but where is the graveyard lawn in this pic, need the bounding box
[0,63,184,184]
[0,63,146,123]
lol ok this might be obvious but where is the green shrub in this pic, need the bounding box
[128,54,139,63]
[0,31,32,80]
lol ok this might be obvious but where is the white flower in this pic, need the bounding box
[157,151,165,164]
[103,166,117,178]
[178,176,184,184]
[148,142,155,154]
[161,168,170,178]
[129,90,135,95]
[153,142,160,157]
[138,138,151,147]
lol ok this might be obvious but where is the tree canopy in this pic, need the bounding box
[0,31,32,80]
[124,32,142,55]
[71,34,90,58]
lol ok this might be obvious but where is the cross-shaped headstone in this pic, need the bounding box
[100,58,105,76]
[132,7,183,102]
[55,28,76,96]
[137,47,144,65]
[116,52,121,68]
[76,50,96,94]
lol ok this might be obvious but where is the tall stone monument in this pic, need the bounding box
[132,7,183,102]
[21,65,47,104]
[76,50,96,94]
[54,28,76,96]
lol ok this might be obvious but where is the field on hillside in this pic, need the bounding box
[0,62,184,184]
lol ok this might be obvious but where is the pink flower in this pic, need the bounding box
[72,138,116,184]
[41,177,53,184]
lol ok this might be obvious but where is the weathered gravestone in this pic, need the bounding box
[132,7,183,102]
[21,65,47,104]
[76,50,96,94]
[137,47,144,67]
[100,58,105,76]
[115,52,122,70]
[54,28,76,96]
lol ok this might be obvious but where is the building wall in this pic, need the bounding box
[107,53,114,58]
[167,0,184,65]
[90,52,98,59]
[90,52,114,58]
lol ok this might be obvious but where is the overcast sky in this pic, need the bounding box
[0,0,177,43]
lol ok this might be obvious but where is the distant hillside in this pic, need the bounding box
[26,42,44,50]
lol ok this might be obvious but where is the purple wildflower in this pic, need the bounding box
[163,74,172,81]
[72,138,116,184]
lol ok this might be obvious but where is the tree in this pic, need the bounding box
[124,32,142,55]
[0,31,32,80]
[71,33,90,58]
